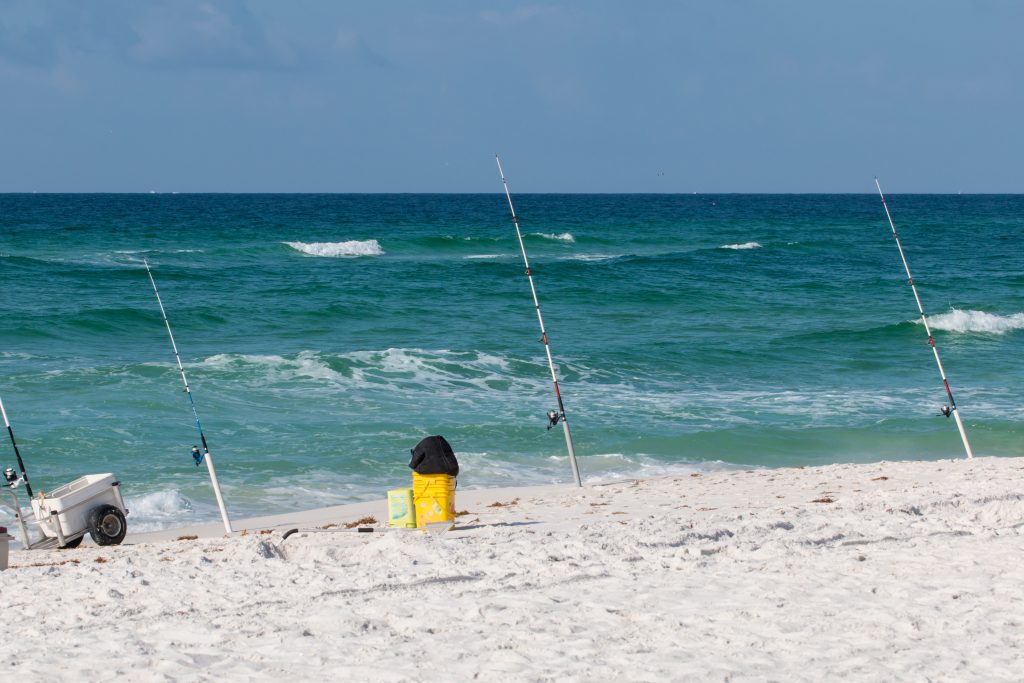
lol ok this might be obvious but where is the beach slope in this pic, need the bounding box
[3,456,1024,681]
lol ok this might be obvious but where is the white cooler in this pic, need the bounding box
[31,473,124,541]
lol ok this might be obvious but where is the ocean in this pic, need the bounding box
[1,193,1021,531]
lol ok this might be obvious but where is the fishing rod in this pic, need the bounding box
[495,155,582,487]
[0,394,34,498]
[875,178,974,459]
[144,258,234,532]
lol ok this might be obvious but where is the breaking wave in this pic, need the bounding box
[123,489,197,533]
[561,253,621,262]
[203,351,345,383]
[284,240,384,257]
[720,242,762,250]
[531,232,575,243]
[924,309,1024,334]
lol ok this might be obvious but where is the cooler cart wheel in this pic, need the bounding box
[60,535,84,549]
[88,504,127,546]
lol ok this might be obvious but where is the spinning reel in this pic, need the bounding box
[3,466,21,488]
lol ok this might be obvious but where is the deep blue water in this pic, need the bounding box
[1,193,1021,530]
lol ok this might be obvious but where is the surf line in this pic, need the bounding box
[143,258,234,531]
[495,156,583,487]
[875,178,974,459]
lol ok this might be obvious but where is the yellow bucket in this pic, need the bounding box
[387,488,417,528]
[412,472,456,530]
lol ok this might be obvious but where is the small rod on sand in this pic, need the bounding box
[495,155,583,487]
[875,178,974,459]
[144,258,234,532]
[0,394,34,499]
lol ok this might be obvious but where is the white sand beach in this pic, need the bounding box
[3,456,1024,681]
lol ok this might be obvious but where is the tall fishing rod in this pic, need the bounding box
[144,258,234,532]
[875,178,974,459]
[495,155,582,487]
[0,394,34,498]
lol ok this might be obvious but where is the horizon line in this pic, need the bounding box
[1,191,1017,196]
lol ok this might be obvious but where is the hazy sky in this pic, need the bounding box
[1,1,1021,192]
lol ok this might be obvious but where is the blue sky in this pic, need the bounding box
[1,1,1021,192]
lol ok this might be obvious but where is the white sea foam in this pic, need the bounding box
[720,241,762,250]
[49,251,152,267]
[124,489,196,533]
[923,309,1024,334]
[113,248,200,255]
[532,232,575,243]
[203,353,289,368]
[203,352,345,383]
[193,348,1016,427]
[464,254,501,259]
[561,253,620,262]
[199,348,521,398]
[284,240,384,257]
[343,348,514,393]
[201,348,896,423]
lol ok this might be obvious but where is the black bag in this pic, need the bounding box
[409,435,459,477]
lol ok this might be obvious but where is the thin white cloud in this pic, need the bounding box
[127,2,301,71]
[332,27,392,68]
[0,1,304,73]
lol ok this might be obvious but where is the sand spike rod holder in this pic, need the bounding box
[496,156,582,487]
[144,258,234,532]
[875,178,974,459]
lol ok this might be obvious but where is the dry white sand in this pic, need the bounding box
[3,456,1024,681]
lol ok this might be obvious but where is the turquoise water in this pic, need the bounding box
[1,193,1022,530]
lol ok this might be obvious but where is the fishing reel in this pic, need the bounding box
[4,466,21,488]
[191,446,204,467]
[546,410,562,430]
[938,405,952,418]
